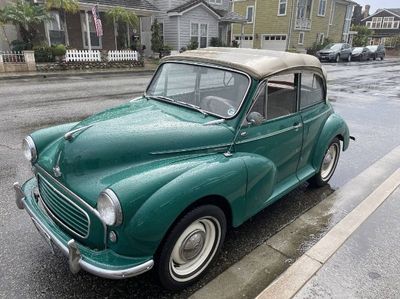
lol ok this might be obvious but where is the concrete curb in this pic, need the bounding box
[256,168,400,299]
[0,69,156,81]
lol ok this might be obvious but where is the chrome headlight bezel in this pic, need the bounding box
[96,189,123,226]
[22,136,37,162]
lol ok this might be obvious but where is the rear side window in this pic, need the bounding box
[300,73,324,109]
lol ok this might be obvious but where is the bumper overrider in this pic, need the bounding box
[14,178,154,279]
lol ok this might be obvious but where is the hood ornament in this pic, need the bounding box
[64,124,93,141]
[53,151,62,177]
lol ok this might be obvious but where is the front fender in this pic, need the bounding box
[110,153,248,257]
[313,113,350,170]
[30,122,78,154]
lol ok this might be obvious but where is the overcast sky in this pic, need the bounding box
[355,0,399,15]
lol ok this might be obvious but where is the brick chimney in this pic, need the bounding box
[364,5,370,18]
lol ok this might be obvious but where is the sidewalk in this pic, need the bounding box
[257,168,400,299]
[294,186,400,298]
[0,61,158,81]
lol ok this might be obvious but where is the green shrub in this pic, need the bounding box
[306,38,334,55]
[187,40,198,50]
[210,37,223,47]
[10,40,30,52]
[34,46,55,62]
[231,40,239,48]
[51,44,66,56]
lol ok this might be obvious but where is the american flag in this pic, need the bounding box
[92,5,103,37]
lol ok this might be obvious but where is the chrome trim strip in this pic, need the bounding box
[150,143,231,155]
[37,175,90,239]
[24,136,37,162]
[19,192,154,279]
[35,165,107,244]
[144,60,252,120]
[236,126,298,144]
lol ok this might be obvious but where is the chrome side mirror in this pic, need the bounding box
[247,112,264,126]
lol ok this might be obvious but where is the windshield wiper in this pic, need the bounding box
[146,95,208,117]
[175,100,208,117]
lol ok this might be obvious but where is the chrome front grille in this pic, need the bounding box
[38,174,90,238]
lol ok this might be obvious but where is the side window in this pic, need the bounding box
[300,73,324,109]
[267,73,297,119]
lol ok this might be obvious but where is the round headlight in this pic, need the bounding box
[22,136,37,162]
[97,189,123,226]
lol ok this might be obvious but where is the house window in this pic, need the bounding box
[209,0,222,4]
[382,17,394,29]
[329,1,335,25]
[200,24,208,48]
[298,32,304,44]
[366,21,372,28]
[246,6,254,23]
[394,21,400,29]
[371,17,382,29]
[278,0,287,16]
[191,23,208,48]
[48,11,65,45]
[318,0,327,16]
[80,12,102,49]
[297,0,312,19]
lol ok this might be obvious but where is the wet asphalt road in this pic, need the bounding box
[0,58,399,298]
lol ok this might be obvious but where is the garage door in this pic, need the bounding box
[261,34,287,51]
[234,35,253,48]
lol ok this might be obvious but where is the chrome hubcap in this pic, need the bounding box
[180,230,206,262]
[321,143,338,180]
[169,217,220,282]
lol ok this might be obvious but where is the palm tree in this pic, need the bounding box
[106,7,138,50]
[45,0,79,46]
[1,1,52,48]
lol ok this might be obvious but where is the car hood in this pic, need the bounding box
[37,98,234,202]
[319,49,335,54]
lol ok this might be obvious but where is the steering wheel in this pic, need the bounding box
[201,96,236,117]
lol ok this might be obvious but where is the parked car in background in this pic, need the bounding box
[366,45,385,60]
[15,48,351,290]
[316,43,353,62]
[351,47,371,61]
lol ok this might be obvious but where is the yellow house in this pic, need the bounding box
[231,0,355,51]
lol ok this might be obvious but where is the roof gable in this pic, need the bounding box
[167,0,221,18]
[361,8,400,21]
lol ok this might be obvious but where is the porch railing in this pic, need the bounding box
[108,50,138,62]
[65,50,101,62]
[1,51,25,63]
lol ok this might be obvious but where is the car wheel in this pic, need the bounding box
[309,137,341,187]
[381,56,384,61]
[155,205,226,290]
[335,54,340,63]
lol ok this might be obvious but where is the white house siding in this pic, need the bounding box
[180,6,219,49]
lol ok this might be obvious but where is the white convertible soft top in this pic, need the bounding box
[162,47,326,80]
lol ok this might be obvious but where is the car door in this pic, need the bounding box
[297,71,331,181]
[235,73,303,216]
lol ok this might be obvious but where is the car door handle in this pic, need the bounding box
[293,123,303,129]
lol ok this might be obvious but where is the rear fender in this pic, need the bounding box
[312,113,350,170]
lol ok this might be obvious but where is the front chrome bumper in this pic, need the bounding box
[14,180,154,279]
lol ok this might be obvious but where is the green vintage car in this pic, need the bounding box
[15,48,351,290]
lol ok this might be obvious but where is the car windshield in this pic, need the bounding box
[146,62,250,118]
[324,43,342,51]
[353,47,363,53]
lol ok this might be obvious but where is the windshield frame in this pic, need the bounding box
[144,60,252,120]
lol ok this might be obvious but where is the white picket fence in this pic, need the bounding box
[108,50,138,62]
[64,50,139,63]
[65,50,101,62]
[0,51,25,63]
